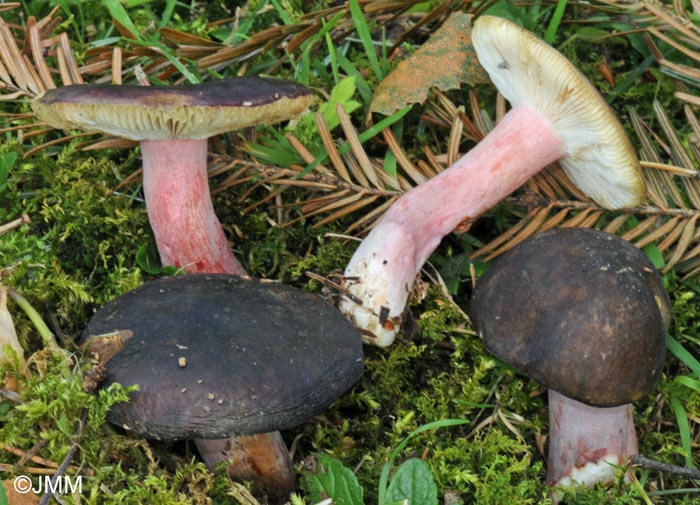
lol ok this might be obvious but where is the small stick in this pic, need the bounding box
[0,214,30,235]
[305,271,363,304]
[631,454,700,480]
[0,463,58,474]
[39,408,88,505]
[3,441,52,467]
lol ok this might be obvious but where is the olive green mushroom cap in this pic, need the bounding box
[470,228,670,407]
[82,274,364,440]
[472,16,645,209]
[32,77,317,140]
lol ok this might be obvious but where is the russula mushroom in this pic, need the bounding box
[470,228,670,498]
[82,274,363,502]
[34,77,318,496]
[338,15,645,347]
[31,77,316,274]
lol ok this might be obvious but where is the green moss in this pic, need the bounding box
[2,141,146,335]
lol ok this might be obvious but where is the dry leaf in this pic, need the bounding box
[369,11,489,116]
[2,480,40,504]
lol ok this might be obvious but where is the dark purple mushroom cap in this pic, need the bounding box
[32,77,317,140]
[81,274,363,440]
[470,228,670,407]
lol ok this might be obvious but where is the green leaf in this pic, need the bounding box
[0,151,17,194]
[161,0,177,29]
[305,453,364,505]
[135,242,178,276]
[101,0,141,40]
[0,481,7,505]
[482,1,538,32]
[57,412,70,435]
[378,419,471,505]
[332,75,359,104]
[318,76,362,131]
[643,243,666,269]
[386,458,438,505]
[572,26,610,41]
[126,39,201,84]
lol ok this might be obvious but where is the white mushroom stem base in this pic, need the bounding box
[339,104,566,346]
[196,432,295,499]
[547,390,638,500]
[141,139,247,275]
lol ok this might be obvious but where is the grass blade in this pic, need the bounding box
[669,394,695,468]
[298,105,412,178]
[102,0,141,40]
[545,0,568,44]
[667,335,700,376]
[349,0,383,80]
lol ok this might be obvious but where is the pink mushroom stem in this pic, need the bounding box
[547,389,638,495]
[141,139,247,275]
[142,139,294,498]
[340,103,566,345]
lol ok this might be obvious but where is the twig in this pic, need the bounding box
[304,271,362,304]
[509,194,700,219]
[39,408,88,505]
[3,441,51,468]
[0,463,58,475]
[631,454,700,480]
[0,213,30,235]
[0,388,20,402]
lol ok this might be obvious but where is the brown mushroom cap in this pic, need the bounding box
[470,228,669,407]
[81,274,363,440]
[32,77,317,140]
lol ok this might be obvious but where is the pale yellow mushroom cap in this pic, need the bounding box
[472,15,645,209]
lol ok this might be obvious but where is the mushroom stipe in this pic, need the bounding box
[338,15,645,348]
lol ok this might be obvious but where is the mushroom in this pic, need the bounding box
[33,77,318,495]
[82,274,364,502]
[469,227,670,498]
[338,15,645,347]
[31,77,317,274]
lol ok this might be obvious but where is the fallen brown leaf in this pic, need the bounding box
[370,11,489,116]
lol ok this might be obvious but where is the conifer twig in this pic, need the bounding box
[38,408,88,505]
[631,454,700,480]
